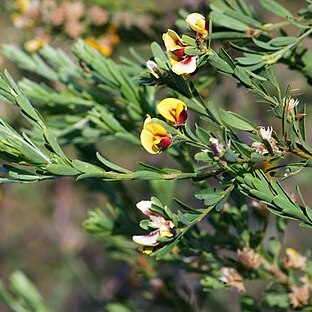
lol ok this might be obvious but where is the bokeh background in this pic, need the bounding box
[0,1,311,311]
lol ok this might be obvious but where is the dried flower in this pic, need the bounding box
[48,1,66,26]
[219,267,246,293]
[140,116,172,154]
[237,247,261,270]
[289,285,310,308]
[287,98,299,115]
[284,248,307,270]
[185,13,208,38]
[251,126,280,155]
[11,13,34,29]
[209,137,224,157]
[65,2,85,22]
[132,200,175,254]
[157,98,187,126]
[87,6,108,27]
[64,21,85,39]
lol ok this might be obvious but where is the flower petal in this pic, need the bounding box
[140,128,159,154]
[162,29,185,52]
[140,117,172,154]
[157,98,187,125]
[172,56,197,75]
[136,200,165,223]
[132,229,160,246]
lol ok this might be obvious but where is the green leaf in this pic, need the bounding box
[237,55,263,66]
[96,152,131,174]
[43,128,66,159]
[151,42,168,68]
[16,94,42,123]
[181,35,196,46]
[234,67,253,86]
[263,292,290,308]
[71,159,104,174]
[154,238,180,260]
[269,36,297,46]
[210,12,250,31]
[46,164,79,176]
[184,47,203,56]
[201,276,225,291]
[208,51,234,74]
[260,0,292,18]
[219,109,255,131]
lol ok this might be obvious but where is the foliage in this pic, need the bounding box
[1,0,312,310]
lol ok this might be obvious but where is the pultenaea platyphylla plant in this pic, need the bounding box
[1,1,312,311]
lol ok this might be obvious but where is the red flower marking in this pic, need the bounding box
[156,136,172,150]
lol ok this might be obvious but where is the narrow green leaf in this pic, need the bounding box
[270,37,297,47]
[208,52,234,74]
[46,164,79,176]
[219,109,255,131]
[210,12,249,31]
[260,0,292,18]
[96,152,131,174]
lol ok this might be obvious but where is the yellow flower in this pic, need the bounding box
[14,0,30,13]
[186,13,208,38]
[157,98,187,126]
[24,36,49,52]
[85,27,119,57]
[163,29,198,75]
[162,29,185,52]
[85,37,113,57]
[11,13,34,29]
[284,248,307,270]
[140,116,172,154]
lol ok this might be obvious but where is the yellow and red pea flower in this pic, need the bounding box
[140,115,172,154]
[162,29,198,75]
[185,13,209,38]
[157,98,187,126]
[284,248,307,270]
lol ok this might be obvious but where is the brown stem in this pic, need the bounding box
[261,257,288,284]
[292,149,312,160]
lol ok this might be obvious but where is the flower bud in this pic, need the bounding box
[186,13,208,38]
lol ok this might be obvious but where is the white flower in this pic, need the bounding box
[146,60,160,79]
[259,126,273,141]
[132,200,175,252]
[219,267,246,293]
[288,98,299,115]
[252,126,280,155]
[171,56,198,75]
[209,137,224,156]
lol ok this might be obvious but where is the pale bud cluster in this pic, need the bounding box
[219,267,246,293]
